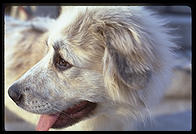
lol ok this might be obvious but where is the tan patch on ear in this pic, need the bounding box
[70,44,104,73]
[61,12,105,72]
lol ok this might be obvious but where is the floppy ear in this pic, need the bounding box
[95,20,157,102]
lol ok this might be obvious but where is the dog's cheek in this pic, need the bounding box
[75,71,106,102]
[47,66,106,102]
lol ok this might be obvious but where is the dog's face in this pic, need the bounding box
[8,6,174,130]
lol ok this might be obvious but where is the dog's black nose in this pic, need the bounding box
[8,84,23,104]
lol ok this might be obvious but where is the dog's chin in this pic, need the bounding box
[36,100,97,131]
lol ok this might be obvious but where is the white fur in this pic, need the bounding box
[7,6,176,131]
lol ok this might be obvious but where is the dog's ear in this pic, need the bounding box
[94,20,157,101]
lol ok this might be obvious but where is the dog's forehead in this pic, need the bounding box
[48,7,87,40]
[47,7,104,69]
[47,7,98,53]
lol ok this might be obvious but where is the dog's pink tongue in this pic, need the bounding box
[36,114,59,131]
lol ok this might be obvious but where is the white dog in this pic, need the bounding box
[7,6,175,131]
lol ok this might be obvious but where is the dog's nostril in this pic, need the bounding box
[8,84,23,104]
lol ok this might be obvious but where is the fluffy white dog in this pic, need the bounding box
[7,6,175,131]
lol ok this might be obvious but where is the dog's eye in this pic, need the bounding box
[55,56,72,71]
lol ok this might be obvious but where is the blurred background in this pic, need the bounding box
[4,6,192,131]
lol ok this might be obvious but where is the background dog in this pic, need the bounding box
[5,15,51,130]
[5,6,191,131]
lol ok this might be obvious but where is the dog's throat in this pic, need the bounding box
[36,101,97,131]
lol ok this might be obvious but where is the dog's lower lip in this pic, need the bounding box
[52,101,97,129]
[37,100,97,130]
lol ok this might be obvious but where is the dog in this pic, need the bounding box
[7,6,175,131]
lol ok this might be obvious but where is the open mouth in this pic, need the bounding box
[36,101,97,131]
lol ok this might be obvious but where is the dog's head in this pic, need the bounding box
[8,6,175,130]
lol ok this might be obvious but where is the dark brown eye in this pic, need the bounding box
[55,56,72,71]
